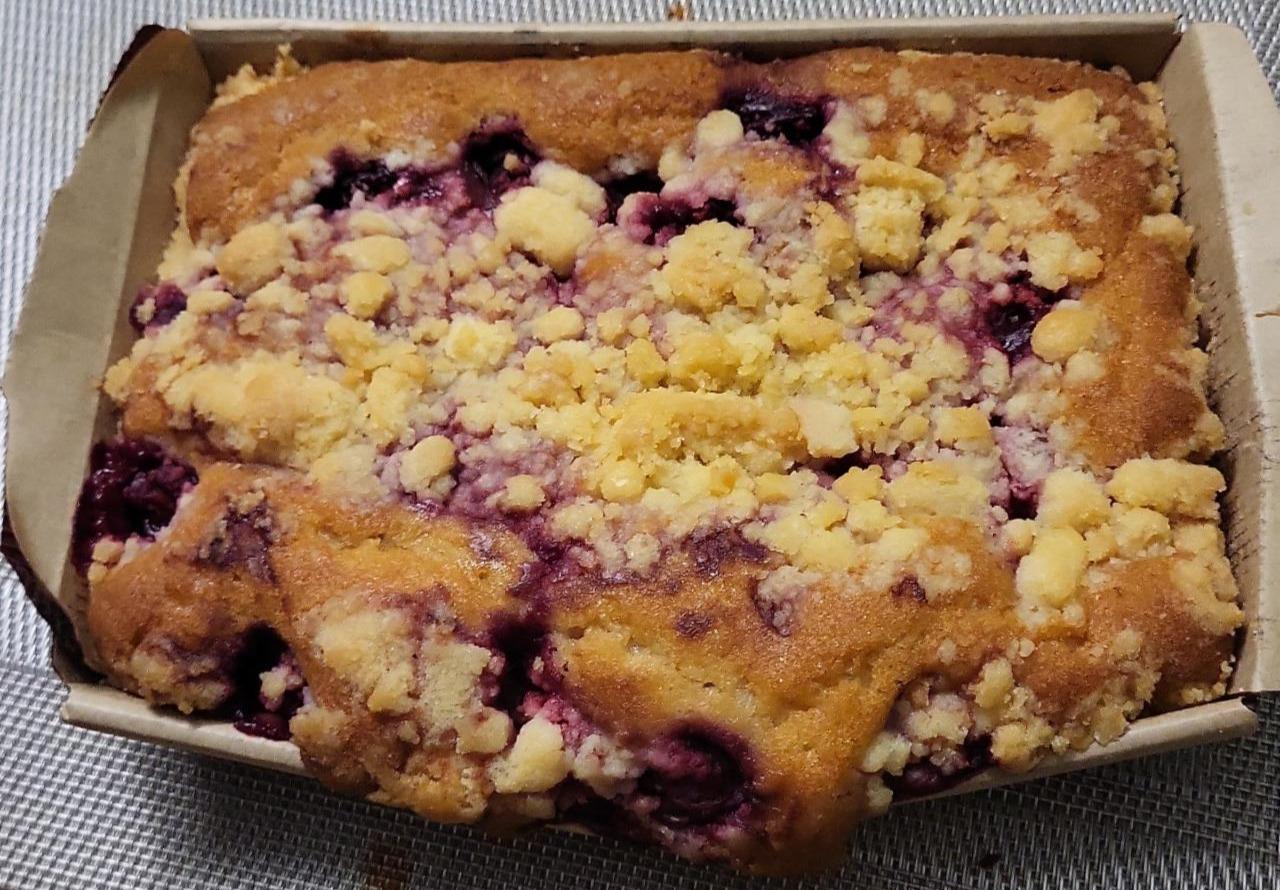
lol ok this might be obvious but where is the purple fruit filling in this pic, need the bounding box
[314,125,539,216]
[629,193,741,246]
[721,88,829,145]
[480,624,761,845]
[507,538,574,600]
[674,611,714,638]
[981,278,1063,362]
[1006,491,1038,521]
[885,734,992,798]
[227,625,304,741]
[459,124,540,210]
[485,617,551,716]
[387,167,452,206]
[128,282,188,332]
[71,439,198,572]
[555,781,644,838]
[201,500,277,584]
[600,170,664,221]
[318,151,461,212]
[687,528,767,578]
[314,152,399,211]
[992,422,1052,521]
[233,710,293,741]
[891,576,927,603]
[637,729,754,828]
[549,720,758,844]
[814,449,875,482]
[877,273,1066,370]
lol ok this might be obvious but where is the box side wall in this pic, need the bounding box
[60,680,1255,804]
[2,29,212,668]
[190,15,1178,82]
[62,684,308,774]
[917,697,1257,800]
[1159,25,1280,694]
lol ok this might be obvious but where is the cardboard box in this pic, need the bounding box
[5,14,1278,805]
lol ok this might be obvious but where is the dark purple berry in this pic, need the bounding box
[630,194,740,246]
[886,734,992,798]
[891,576,927,603]
[601,170,664,221]
[984,300,1039,360]
[129,283,188,332]
[817,450,872,481]
[460,125,540,210]
[687,528,767,577]
[227,626,304,741]
[555,781,645,838]
[315,129,540,216]
[721,88,829,145]
[201,501,277,583]
[674,612,714,638]
[72,439,198,572]
[982,280,1063,362]
[314,152,397,211]
[1006,491,1038,520]
[388,166,447,204]
[485,617,550,716]
[233,711,292,741]
[639,729,752,827]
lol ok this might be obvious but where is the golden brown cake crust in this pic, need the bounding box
[85,464,1230,871]
[184,47,1217,468]
[80,45,1241,874]
[186,52,727,242]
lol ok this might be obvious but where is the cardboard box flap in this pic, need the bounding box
[928,697,1256,800]
[189,14,1180,82]
[1160,25,1280,694]
[1,28,211,665]
[62,683,308,775]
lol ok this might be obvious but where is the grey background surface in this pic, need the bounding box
[1,1,1277,887]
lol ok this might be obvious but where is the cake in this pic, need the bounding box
[73,44,1242,873]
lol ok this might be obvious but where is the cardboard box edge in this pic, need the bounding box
[912,697,1258,802]
[2,28,211,671]
[60,679,1255,803]
[1163,24,1280,694]
[62,684,308,775]
[186,14,1181,83]
[186,13,1181,36]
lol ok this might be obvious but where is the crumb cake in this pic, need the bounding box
[73,45,1242,873]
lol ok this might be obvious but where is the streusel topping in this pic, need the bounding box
[81,46,1240,873]
[107,70,1223,592]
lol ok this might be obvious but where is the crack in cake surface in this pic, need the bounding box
[79,45,1241,874]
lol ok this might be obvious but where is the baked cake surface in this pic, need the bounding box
[75,45,1241,873]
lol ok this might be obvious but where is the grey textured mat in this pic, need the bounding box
[1,2,1277,887]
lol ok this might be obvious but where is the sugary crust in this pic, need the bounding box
[86,463,1230,869]
[89,465,526,813]
[184,47,1216,469]
[186,52,726,242]
[81,46,1242,873]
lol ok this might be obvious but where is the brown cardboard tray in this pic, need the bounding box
[4,14,1278,805]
